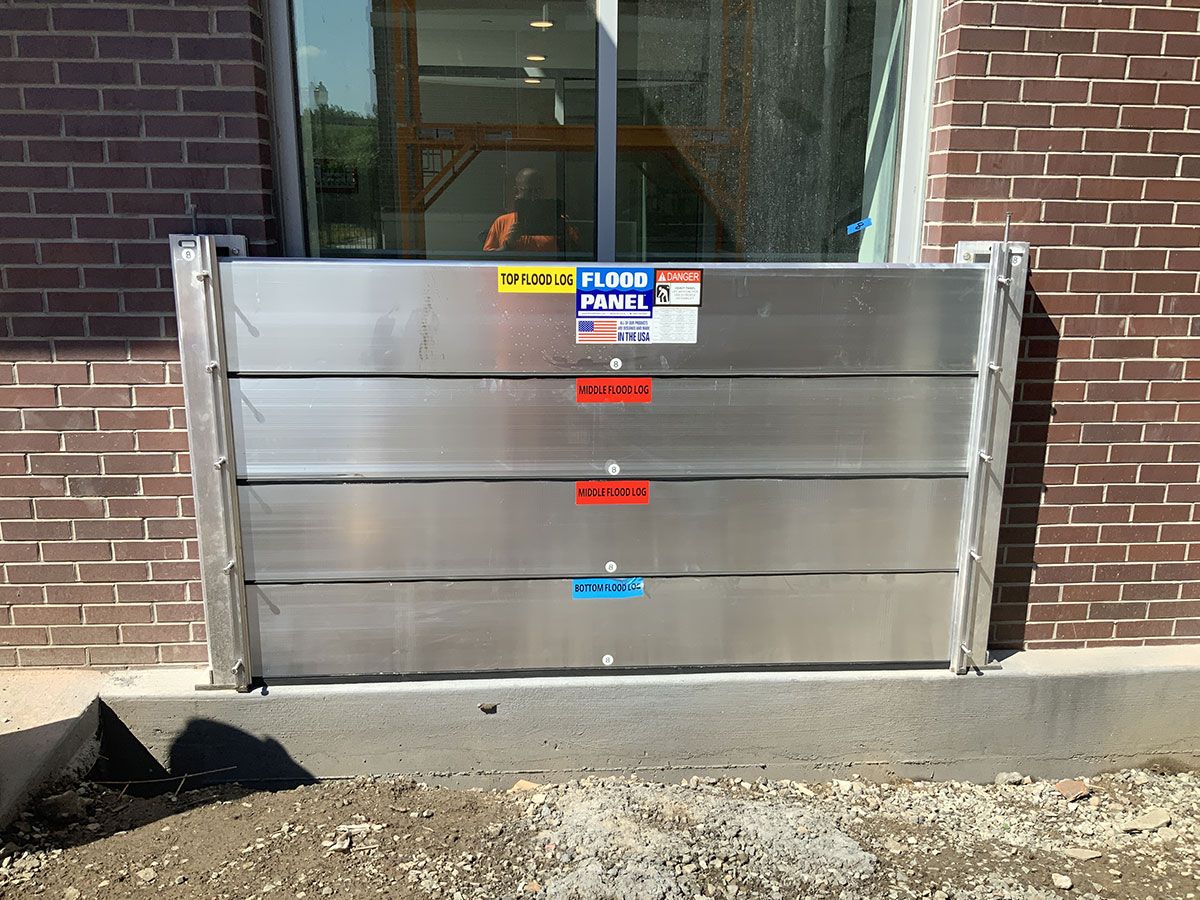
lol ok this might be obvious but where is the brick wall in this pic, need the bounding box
[923,0,1200,648]
[0,0,275,667]
[4,0,1199,670]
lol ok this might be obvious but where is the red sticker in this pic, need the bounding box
[575,378,653,403]
[575,480,650,505]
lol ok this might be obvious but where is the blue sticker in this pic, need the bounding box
[847,217,872,235]
[572,577,645,599]
[576,267,654,319]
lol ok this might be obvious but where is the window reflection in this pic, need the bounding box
[615,0,905,262]
[294,1,596,259]
[293,0,905,262]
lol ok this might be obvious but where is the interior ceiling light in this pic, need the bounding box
[530,3,554,27]
[526,54,547,61]
[524,77,542,84]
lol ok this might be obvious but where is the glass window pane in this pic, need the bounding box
[294,1,597,260]
[615,0,906,262]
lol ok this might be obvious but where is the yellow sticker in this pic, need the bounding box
[497,266,576,293]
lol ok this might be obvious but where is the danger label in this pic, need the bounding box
[654,268,702,306]
[575,378,652,403]
[575,480,650,505]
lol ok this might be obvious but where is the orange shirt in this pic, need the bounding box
[483,212,579,253]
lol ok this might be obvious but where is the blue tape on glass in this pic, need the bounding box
[572,578,645,599]
[847,217,872,235]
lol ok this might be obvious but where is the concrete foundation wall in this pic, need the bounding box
[100,647,1200,786]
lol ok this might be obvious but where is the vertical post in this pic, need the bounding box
[889,0,941,262]
[595,0,618,261]
[948,239,1029,673]
[263,0,307,257]
[170,235,253,691]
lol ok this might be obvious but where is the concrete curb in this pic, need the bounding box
[100,646,1200,786]
[0,674,103,829]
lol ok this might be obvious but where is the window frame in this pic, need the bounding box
[265,0,939,262]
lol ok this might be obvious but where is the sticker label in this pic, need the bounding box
[572,578,645,599]
[648,307,698,343]
[575,267,654,318]
[576,378,653,403]
[575,480,650,505]
[654,269,702,306]
[497,266,576,293]
[846,217,872,235]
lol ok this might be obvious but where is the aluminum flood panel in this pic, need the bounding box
[219,262,987,375]
[248,574,955,676]
[231,376,975,480]
[239,479,964,582]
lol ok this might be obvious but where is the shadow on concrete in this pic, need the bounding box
[0,705,315,854]
[990,285,1060,651]
[92,703,316,794]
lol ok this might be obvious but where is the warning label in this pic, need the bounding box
[572,578,645,599]
[654,269,702,306]
[575,378,653,403]
[575,480,650,505]
[497,267,575,293]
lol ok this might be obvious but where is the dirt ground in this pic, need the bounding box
[1,766,1197,900]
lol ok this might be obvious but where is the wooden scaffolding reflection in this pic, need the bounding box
[375,0,755,257]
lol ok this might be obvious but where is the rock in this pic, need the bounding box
[509,780,541,793]
[1051,873,1072,890]
[1054,779,1089,802]
[995,772,1023,786]
[1158,827,1178,841]
[1121,807,1171,833]
[1063,848,1102,861]
[38,791,87,822]
[884,838,905,854]
[135,867,157,883]
[530,793,547,805]
[63,888,81,900]
[524,880,542,893]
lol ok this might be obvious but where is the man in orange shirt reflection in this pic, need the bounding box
[483,167,580,255]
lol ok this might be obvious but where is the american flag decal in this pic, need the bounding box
[576,319,618,343]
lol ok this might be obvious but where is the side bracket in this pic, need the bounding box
[170,235,253,691]
[950,240,1030,674]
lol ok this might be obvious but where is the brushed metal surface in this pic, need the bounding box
[240,478,964,581]
[219,261,986,375]
[231,376,975,479]
[169,235,252,690]
[247,573,956,676]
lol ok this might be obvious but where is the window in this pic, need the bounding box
[291,0,908,262]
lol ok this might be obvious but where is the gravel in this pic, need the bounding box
[1,767,1197,899]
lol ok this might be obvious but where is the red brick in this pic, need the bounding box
[88,645,159,665]
[121,623,190,643]
[18,647,87,666]
[12,606,81,626]
[83,604,153,625]
[159,643,208,663]
[5,564,75,584]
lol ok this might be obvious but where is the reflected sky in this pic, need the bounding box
[294,0,374,113]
